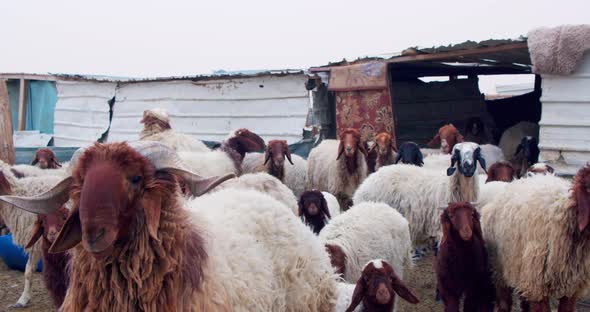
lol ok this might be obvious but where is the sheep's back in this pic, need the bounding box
[319,202,412,283]
[481,175,590,300]
[179,150,239,177]
[142,130,210,153]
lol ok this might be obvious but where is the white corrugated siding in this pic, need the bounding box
[539,51,590,174]
[53,81,116,146]
[108,75,309,144]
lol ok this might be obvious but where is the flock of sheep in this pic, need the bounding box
[0,107,588,312]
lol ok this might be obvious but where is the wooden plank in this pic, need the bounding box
[0,73,57,81]
[17,79,28,131]
[0,79,15,165]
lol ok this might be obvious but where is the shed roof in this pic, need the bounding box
[310,38,531,77]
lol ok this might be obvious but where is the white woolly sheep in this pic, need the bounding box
[319,202,412,285]
[214,172,299,215]
[482,167,590,312]
[139,108,210,153]
[0,141,337,311]
[242,139,308,198]
[353,142,486,249]
[307,129,368,210]
[0,169,64,308]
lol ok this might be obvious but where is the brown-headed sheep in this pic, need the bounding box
[32,148,62,169]
[486,161,516,183]
[307,128,368,210]
[427,124,464,154]
[368,132,397,171]
[436,202,494,312]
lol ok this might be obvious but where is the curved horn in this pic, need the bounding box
[0,177,73,214]
[128,141,236,196]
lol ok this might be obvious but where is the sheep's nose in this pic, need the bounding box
[459,227,472,241]
[376,283,391,304]
[346,146,353,152]
[85,228,105,246]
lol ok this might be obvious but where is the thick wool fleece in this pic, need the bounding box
[141,129,211,153]
[307,140,368,207]
[322,192,341,218]
[482,174,590,301]
[352,164,479,246]
[319,202,412,283]
[214,173,298,215]
[191,189,337,311]
[242,152,308,199]
[179,150,240,177]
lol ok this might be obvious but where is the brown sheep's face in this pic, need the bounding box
[444,202,478,241]
[346,260,419,311]
[26,207,69,249]
[33,148,61,169]
[264,140,293,168]
[486,162,515,183]
[37,158,50,169]
[374,133,394,157]
[342,133,359,157]
[71,145,153,258]
[429,124,464,154]
[325,244,346,276]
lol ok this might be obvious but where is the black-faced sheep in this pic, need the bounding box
[395,142,424,167]
[298,190,340,234]
[482,165,590,312]
[1,141,337,311]
[436,202,494,312]
[307,128,368,210]
[353,142,486,252]
[511,136,540,177]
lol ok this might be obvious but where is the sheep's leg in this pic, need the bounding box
[441,294,460,312]
[519,296,530,312]
[494,284,512,312]
[528,298,550,312]
[11,251,40,308]
[557,296,576,312]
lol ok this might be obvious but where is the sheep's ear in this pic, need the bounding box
[577,189,590,232]
[485,167,495,183]
[395,153,402,164]
[298,197,305,218]
[346,274,367,312]
[49,209,81,254]
[358,142,368,159]
[472,209,484,238]
[446,167,457,176]
[416,149,424,166]
[514,143,523,156]
[336,141,345,160]
[284,143,294,165]
[141,190,162,242]
[391,137,398,153]
[427,133,440,147]
[263,147,271,165]
[391,272,419,304]
[440,210,452,243]
[25,219,44,249]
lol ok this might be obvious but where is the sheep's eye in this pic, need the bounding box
[131,176,142,184]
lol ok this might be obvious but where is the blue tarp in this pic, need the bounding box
[7,80,57,134]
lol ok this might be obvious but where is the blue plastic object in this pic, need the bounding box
[0,234,43,272]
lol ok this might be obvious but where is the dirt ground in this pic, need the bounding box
[1,254,588,312]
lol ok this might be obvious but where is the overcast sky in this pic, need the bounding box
[0,0,588,90]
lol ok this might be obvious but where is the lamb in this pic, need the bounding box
[336,260,419,312]
[298,190,340,234]
[214,172,299,215]
[498,121,539,160]
[24,205,71,308]
[481,166,590,312]
[319,202,412,285]
[526,163,555,177]
[436,202,494,312]
[242,139,308,198]
[139,108,210,153]
[353,142,486,248]
[307,128,368,210]
[394,142,423,167]
[510,136,540,177]
[0,141,337,311]
[0,170,64,308]
[427,124,464,154]
[485,161,516,183]
[368,132,398,171]
[179,128,265,176]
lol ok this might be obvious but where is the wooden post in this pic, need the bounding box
[18,78,28,131]
[0,79,16,164]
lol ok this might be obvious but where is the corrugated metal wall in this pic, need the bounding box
[53,81,115,146]
[108,75,309,144]
[539,52,590,174]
